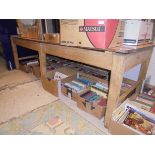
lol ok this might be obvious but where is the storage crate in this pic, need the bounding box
[42,67,77,96]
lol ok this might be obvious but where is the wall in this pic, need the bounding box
[146,47,155,85]
[123,47,155,86]
[123,64,141,81]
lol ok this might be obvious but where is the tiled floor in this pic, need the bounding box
[0,100,105,135]
[0,58,105,135]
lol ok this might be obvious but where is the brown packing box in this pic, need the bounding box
[31,65,41,78]
[61,74,89,102]
[73,72,108,118]
[78,91,107,119]
[60,19,124,49]
[19,64,31,73]
[61,72,108,103]
[89,99,107,119]
[77,94,91,112]
[43,33,60,44]
[41,67,77,97]
[109,120,139,135]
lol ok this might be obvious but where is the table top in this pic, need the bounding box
[11,35,155,54]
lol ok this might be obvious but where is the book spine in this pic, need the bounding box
[90,87,107,98]
[139,94,155,101]
[125,104,155,124]
[77,77,91,86]
[92,85,108,93]
[70,82,83,91]
[64,83,81,93]
[72,81,86,88]
[136,97,154,105]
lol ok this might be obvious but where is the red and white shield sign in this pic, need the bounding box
[84,19,119,48]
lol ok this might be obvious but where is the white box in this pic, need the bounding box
[146,21,154,42]
[123,20,147,46]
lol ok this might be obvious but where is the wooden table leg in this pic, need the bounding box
[39,45,46,79]
[11,36,19,69]
[104,54,125,128]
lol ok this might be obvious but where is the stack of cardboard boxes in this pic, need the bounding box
[123,20,154,46]
[17,19,154,48]
[60,19,154,48]
[60,19,125,49]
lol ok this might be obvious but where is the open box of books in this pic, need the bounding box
[42,55,81,96]
[61,72,100,102]
[61,72,108,119]
[78,90,107,119]
[109,84,155,135]
[42,67,77,96]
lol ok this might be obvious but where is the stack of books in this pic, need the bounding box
[143,86,155,97]
[54,72,68,80]
[134,93,155,113]
[64,77,90,94]
[122,95,155,134]
[78,65,109,80]
[80,90,102,103]
[91,82,108,99]
[20,58,39,66]
[112,90,155,134]
[124,108,155,135]
[46,55,110,80]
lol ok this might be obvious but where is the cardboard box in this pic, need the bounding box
[43,33,60,44]
[109,120,140,135]
[31,65,41,78]
[78,91,107,119]
[60,19,124,49]
[19,64,31,73]
[41,67,77,97]
[61,74,89,102]
[145,21,154,43]
[89,99,107,119]
[123,20,148,46]
[61,72,108,102]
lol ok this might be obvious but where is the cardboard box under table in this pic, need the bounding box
[62,72,108,118]
[31,65,41,78]
[61,73,91,102]
[42,67,77,97]
[78,89,107,119]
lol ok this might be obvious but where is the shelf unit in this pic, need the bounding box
[11,35,154,129]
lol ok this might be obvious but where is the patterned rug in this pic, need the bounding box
[0,100,105,135]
